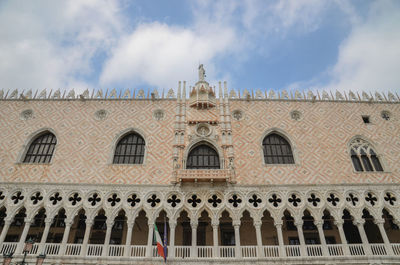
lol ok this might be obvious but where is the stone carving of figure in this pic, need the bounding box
[199,64,205,81]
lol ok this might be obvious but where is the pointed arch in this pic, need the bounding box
[111,128,146,164]
[348,136,384,172]
[18,128,57,163]
[261,128,296,165]
[184,138,224,169]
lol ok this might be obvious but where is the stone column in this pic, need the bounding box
[80,219,93,257]
[375,219,394,255]
[315,220,328,256]
[233,220,241,258]
[102,220,114,257]
[354,219,372,255]
[124,221,134,257]
[169,221,176,258]
[15,219,32,254]
[191,221,198,258]
[146,223,154,258]
[334,220,350,255]
[295,221,306,257]
[0,219,12,247]
[212,221,219,258]
[59,219,73,255]
[37,218,53,254]
[254,220,263,258]
[274,221,286,257]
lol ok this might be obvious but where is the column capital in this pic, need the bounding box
[232,220,241,227]
[106,220,114,227]
[314,220,324,227]
[294,221,303,227]
[374,218,385,225]
[190,220,198,228]
[85,219,94,226]
[334,220,344,226]
[127,221,135,228]
[274,221,283,228]
[211,220,219,227]
[253,220,262,227]
[147,221,155,227]
[4,218,13,225]
[44,218,53,224]
[169,221,177,228]
[24,219,33,225]
[353,219,365,226]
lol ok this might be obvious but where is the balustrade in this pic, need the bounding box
[306,245,323,256]
[108,245,124,256]
[370,243,387,255]
[219,246,235,258]
[44,243,60,256]
[263,246,279,257]
[0,242,17,255]
[285,245,301,257]
[327,244,344,256]
[130,245,146,257]
[241,246,257,258]
[348,244,365,256]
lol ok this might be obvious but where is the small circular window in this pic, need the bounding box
[381,110,390,121]
[153,109,165,121]
[20,109,34,120]
[94,109,107,120]
[290,110,302,121]
[232,110,243,121]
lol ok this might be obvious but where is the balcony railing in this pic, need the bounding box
[174,169,235,183]
[1,242,400,260]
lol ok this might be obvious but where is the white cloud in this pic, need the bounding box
[324,1,400,92]
[100,22,235,88]
[0,0,123,91]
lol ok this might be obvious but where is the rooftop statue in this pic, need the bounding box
[199,64,206,81]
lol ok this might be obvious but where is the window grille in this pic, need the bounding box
[262,133,294,164]
[113,133,145,164]
[349,138,383,172]
[23,132,57,163]
[187,145,220,169]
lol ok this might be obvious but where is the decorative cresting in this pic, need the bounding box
[186,144,220,169]
[113,132,145,164]
[262,133,294,164]
[349,138,383,172]
[23,132,57,163]
[189,64,216,109]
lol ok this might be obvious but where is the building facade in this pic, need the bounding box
[0,67,400,264]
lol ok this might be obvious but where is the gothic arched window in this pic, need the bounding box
[23,132,57,163]
[113,132,145,164]
[187,144,220,169]
[262,133,294,164]
[349,138,383,172]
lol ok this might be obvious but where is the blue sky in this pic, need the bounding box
[0,0,399,94]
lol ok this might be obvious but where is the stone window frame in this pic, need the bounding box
[347,136,389,173]
[16,127,59,165]
[109,128,148,166]
[259,128,299,167]
[183,139,224,170]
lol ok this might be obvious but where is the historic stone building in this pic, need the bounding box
[0,66,400,264]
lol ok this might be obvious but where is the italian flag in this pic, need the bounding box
[154,223,166,261]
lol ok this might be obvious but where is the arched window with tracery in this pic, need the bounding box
[262,133,294,164]
[349,138,383,172]
[23,132,57,163]
[113,132,145,164]
[187,144,220,169]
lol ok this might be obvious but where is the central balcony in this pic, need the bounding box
[174,169,235,183]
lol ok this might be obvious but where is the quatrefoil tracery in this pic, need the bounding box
[88,193,101,206]
[249,194,262,207]
[288,194,301,207]
[208,195,222,208]
[12,191,24,204]
[188,194,201,208]
[346,193,359,206]
[107,194,121,207]
[365,193,378,206]
[147,194,160,207]
[31,192,43,205]
[69,193,82,206]
[127,194,140,207]
[307,193,320,207]
[228,194,242,208]
[50,192,62,205]
[384,192,396,206]
[268,194,282,207]
[167,194,181,208]
[327,193,340,206]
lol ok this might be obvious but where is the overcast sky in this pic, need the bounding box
[0,0,399,94]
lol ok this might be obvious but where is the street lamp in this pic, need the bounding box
[35,254,46,265]
[19,238,34,265]
[2,253,13,265]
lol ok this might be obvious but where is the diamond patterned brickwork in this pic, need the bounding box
[0,100,175,184]
[230,100,400,185]
[0,99,399,185]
